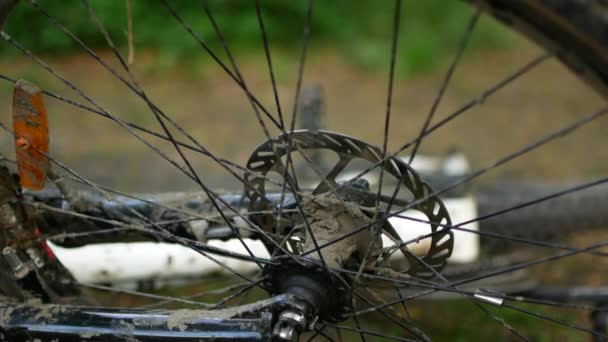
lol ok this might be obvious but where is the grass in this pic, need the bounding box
[2,0,515,77]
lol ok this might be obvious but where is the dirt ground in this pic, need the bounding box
[1,38,606,193]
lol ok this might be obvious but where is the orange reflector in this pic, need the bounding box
[12,80,49,190]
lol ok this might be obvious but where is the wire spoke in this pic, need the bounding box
[210,278,265,309]
[389,212,608,257]
[0,71,267,189]
[353,0,402,299]
[379,7,481,227]
[1,1,606,339]
[352,315,368,342]
[408,7,481,164]
[315,325,337,342]
[255,0,284,129]
[306,324,325,341]
[300,105,608,258]
[137,279,262,309]
[198,1,319,269]
[27,199,272,266]
[502,302,607,338]
[389,176,608,255]
[475,304,530,341]
[39,0,249,186]
[1,129,275,292]
[81,0,282,205]
[341,52,552,188]
[2,147,291,240]
[202,0,276,142]
[0,31,272,259]
[83,0,262,269]
[323,323,418,342]
[347,236,608,316]
[403,245,530,340]
[160,0,282,129]
[0,120,277,272]
[274,0,331,268]
[353,289,430,341]
[80,282,214,307]
[1,72,308,200]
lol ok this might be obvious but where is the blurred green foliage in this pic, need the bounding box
[2,0,515,76]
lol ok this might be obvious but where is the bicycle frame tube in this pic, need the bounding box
[0,303,273,341]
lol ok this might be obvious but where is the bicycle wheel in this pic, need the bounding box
[0,0,608,341]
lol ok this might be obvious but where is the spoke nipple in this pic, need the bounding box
[474,288,505,307]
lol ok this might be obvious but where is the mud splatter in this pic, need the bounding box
[166,309,204,331]
[301,192,381,269]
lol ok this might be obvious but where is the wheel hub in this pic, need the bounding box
[245,130,455,325]
[263,256,352,323]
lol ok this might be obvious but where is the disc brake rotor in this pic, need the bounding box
[244,130,454,278]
